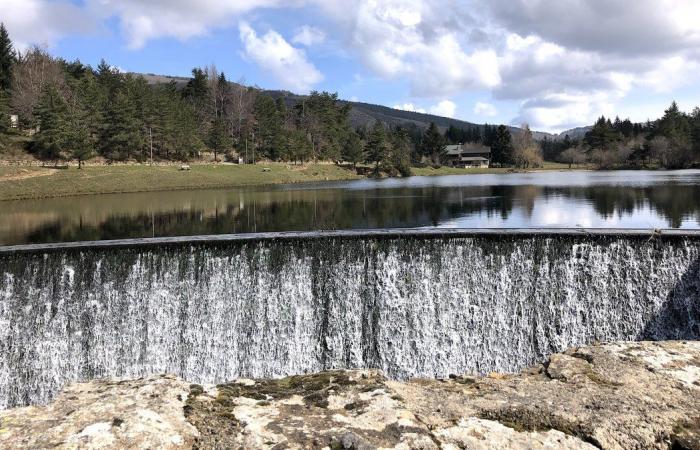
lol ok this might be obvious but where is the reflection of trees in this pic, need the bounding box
[19,186,516,244]
[543,184,700,228]
[11,181,700,244]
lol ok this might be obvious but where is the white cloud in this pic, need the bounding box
[292,25,326,46]
[637,56,700,93]
[0,0,95,50]
[394,103,427,114]
[239,22,323,93]
[429,100,456,118]
[84,0,298,49]
[342,1,500,97]
[514,92,616,133]
[473,101,497,117]
[487,0,700,56]
[393,100,456,118]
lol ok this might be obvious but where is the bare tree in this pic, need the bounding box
[226,78,254,150]
[11,46,67,128]
[649,136,671,167]
[558,146,587,168]
[512,124,543,168]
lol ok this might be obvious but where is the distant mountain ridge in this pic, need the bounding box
[137,73,588,141]
[555,126,593,139]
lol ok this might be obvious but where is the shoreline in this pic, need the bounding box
[0,162,588,202]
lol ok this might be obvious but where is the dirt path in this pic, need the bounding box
[0,168,57,181]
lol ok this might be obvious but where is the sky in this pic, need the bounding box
[2,0,700,133]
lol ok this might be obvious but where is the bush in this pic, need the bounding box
[514,145,544,168]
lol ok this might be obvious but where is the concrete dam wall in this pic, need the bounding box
[1,229,699,409]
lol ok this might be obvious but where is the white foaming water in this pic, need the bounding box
[0,234,698,409]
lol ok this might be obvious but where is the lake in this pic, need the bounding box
[2,169,700,245]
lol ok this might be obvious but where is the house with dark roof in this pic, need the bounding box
[444,143,491,168]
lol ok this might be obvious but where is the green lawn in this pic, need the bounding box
[0,161,594,201]
[0,163,361,201]
[412,161,589,176]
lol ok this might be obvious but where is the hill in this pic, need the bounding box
[138,73,537,138]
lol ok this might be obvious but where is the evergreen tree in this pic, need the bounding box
[655,101,691,144]
[96,59,121,94]
[389,127,412,177]
[0,91,10,134]
[295,91,351,161]
[66,116,95,168]
[275,97,288,126]
[101,90,143,161]
[182,67,211,139]
[34,86,70,161]
[183,68,209,101]
[365,121,388,173]
[208,117,231,162]
[254,94,282,160]
[585,116,620,151]
[342,131,365,168]
[421,122,445,165]
[284,129,313,163]
[0,23,15,93]
[491,125,515,165]
[215,72,230,119]
[691,107,700,157]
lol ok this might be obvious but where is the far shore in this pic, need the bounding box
[0,161,590,201]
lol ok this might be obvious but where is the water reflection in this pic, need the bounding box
[2,170,700,245]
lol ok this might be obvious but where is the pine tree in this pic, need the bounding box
[101,90,143,161]
[656,101,691,144]
[183,68,209,101]
[0,23,15,93]
[491,125,515,165]
[691,107,700,157]
[296,91,351,161]
[389,127,412,176]
[421,122,445,165]
[342,131,365,169]
[208,117,231,162]
[215,72,230,119]
[0,91,10,134]
[96,59,121,94]
[585,116,620,151]
[254,94,282,160]
[365,121,388,174]
[288,129,313,164]
[66,116,95,168]
[34,86,70,161]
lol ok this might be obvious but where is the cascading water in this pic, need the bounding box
[1,230,698,409]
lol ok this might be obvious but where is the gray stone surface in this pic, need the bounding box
[1,341,698,449]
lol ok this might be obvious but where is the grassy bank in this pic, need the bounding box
[0,163,362,201]
[0,161,593,201]
[411,161,588,176]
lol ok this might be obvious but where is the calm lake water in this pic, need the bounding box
[2,170,700,245]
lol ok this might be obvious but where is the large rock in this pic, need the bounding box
[0,374,198,449]
[1,341,698,449]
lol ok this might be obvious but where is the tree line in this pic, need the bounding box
[0,24,421,175]
[542,103,700,169]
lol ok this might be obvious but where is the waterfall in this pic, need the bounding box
[1,230,699,409]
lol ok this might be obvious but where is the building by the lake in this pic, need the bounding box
[445,143,491,168]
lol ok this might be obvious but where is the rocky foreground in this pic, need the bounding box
[1,341,699,450]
